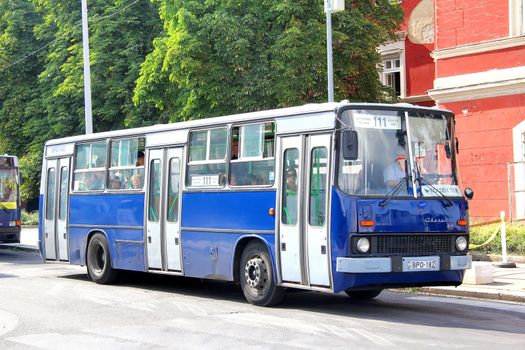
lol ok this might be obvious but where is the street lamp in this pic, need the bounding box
[324,0,345,103]
[81,0,93,134]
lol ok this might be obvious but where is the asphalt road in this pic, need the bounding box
[1,249,524,349]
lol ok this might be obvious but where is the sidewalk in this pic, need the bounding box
[2,227,525,303]
[416,262,525,303]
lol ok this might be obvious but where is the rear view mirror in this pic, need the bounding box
[444,143,451,159]
[342,130,358,160]
[464,187,474,200]
[455,137,459,153]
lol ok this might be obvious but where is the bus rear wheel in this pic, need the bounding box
[240,241,284,307]
[345,289,382,300]
[87,233,119,284]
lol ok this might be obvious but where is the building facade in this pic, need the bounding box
[382,0,525,221]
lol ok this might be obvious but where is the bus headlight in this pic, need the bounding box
[456,236,468,251]
[356,237,370,253]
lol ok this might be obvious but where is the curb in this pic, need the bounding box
[470,253,525,264]
[0,244,39,254]
[415,287,525,303]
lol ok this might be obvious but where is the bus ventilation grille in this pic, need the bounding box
[376,235,454,255]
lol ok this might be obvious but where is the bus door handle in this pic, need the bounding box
[147,236,152,243]
[175,237,179,245]
[63,233,66,239]
[321,245,326,255]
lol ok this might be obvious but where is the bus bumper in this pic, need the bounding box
[0,226,21,243]
[336,255,472,273]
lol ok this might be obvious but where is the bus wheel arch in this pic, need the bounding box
[238,239,285,307]
[86,231,119,284]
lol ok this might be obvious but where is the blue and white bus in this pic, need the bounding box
[0,155,21,243]
[39,102,473,306]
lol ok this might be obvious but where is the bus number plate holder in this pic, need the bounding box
[402,256,440,272]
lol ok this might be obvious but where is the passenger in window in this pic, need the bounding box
[109,175,122,190]
[131,174,143,189]
[86,172,104,191]
[286,169,298,193]
[136,151,144,167]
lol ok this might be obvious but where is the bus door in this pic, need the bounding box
[146,148,183,272]
[278,134,331,287]
[44,157,70,261]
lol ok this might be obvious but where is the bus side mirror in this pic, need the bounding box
[464,187,474,200]
[342,130,358,160]
[444,143,451,158]
[456,137,459,153]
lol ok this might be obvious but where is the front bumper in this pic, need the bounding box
[0,226,21,243]
[336,255,472,273]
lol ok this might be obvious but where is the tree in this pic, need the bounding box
[134,0,404,122]
[0,1,163,202]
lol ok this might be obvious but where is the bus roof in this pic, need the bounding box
[45,101,453,147]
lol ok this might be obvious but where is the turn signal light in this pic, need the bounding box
[268,208,275,216]
[360,220,375,227]
[15,220,21,226]
[457,219,467,226]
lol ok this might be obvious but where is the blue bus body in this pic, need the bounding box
[0,155,21,243]
[39,102,472,305]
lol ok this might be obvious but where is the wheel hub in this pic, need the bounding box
[244,257,267,289]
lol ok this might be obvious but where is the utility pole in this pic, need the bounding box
[324,0,345,103]
[81,0,93,134]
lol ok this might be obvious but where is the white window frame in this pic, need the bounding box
[378,38,406,98]
[510,0,525,36]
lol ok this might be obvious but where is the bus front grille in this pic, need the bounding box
[376,235,455,255]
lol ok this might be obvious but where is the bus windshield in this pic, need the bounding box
[0,168,19,206]
[338,108,461,198]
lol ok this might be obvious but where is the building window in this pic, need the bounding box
[521,132,525,160]
[381,56,402,96]
[378,38,406,98]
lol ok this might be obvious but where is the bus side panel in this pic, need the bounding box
[329,188,465,293]
[69,193,144,227]
[69,227,145,271]
[68,193,145,270]
[181,190,276,280]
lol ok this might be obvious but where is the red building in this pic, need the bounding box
[381,0,525,221]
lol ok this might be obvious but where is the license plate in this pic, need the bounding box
[403,257,440,271]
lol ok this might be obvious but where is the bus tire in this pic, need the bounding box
[240,241,284,307]
[345,289,382,300]
[86,233,119,284]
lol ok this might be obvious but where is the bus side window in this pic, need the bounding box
[186,127,227,188]
[73,141,107,192]
[230,122,275,187]
[108,137,145,190]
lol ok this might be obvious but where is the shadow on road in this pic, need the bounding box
[57,268,525,336]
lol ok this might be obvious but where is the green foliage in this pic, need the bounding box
[22,209,39,225]
[135,0,404,122]
[0,0,163,202]
[469,223,525,255]
[1,0,403,203]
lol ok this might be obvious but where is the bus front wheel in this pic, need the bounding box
[240,241,284,307]
[87,233,119,284]
[345,289,382,300]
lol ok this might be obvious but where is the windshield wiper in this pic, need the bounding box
[379,175,410,208]
[413,167,454,207]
